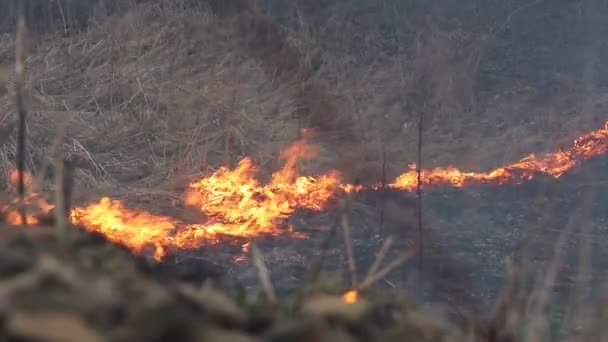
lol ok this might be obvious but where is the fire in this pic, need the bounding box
[1,169,55,225]
[390,122,608,190]
[68,132,341,259]
[2,121,608,261]
[184,131,341,239]
[70,197,178,259]
[342,289,358,304]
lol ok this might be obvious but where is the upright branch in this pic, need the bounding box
[250,244,277,303]
[416,110,424,260]
[340,197,358,288]
[379,136,387,234]
[15,0,28,225]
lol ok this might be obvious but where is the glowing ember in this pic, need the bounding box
[342,289,358,304]
[389,122,608,190]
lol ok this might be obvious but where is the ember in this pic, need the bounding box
[342,289,358,304]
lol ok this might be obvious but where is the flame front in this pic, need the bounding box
[184,132,341,239]
[3,121,608,261]
[390,122,608,190]
[69,132,341,259]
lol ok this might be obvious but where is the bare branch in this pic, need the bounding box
[250,244,276,303]
[15,0,28,225]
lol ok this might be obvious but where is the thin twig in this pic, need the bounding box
[341,196,358,289]
[416,109,424,261]
[379,141,387,234]
[56,0,69,35]
[303,213,340,287]
[15,0,28,225]
[531,219,576,316]
[363,235,394,284]
[250,244,276,303]
[33,102,76,192]
[53,159,67,244]
[489,257,522,335]
[359,250,415,291]
[498,0,544,34]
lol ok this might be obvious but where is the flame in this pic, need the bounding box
[342,289,358,304]
[1,169,55,225]
[70,197,178,256]
[390,122,608,190]
[184,132,341,239]
[68,132,341,259]
[2,122,608,261]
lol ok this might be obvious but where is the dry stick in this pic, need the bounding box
[33,102,76,192]
[363,235,394,284]
[222,109,232,167]
[250,243,276,303]
[521,220,575,342]
[562,172,597,334]
[566,218,593,334]
[53,159,67,244]
[15,0,28,225]
[416,109,424,262]
[489,257,522,336]
[358,249,416,291]
[379,141,387,234]
[340,196,357,289]
[530,216,577,317]
[565,1,600,332]
[303,213,340,287]
[56,0,69,35]
[390,8,424,261]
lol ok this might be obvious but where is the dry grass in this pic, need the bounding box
[1,3,300,204]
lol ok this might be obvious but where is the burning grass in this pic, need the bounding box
[2,117,608,263]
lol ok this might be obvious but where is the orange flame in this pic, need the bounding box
[70,197,178,259]
[1,169,55,225]
[184,133,341,239]
[342,289,358,304]
[390,122,608,190]
[69,133,341,259]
